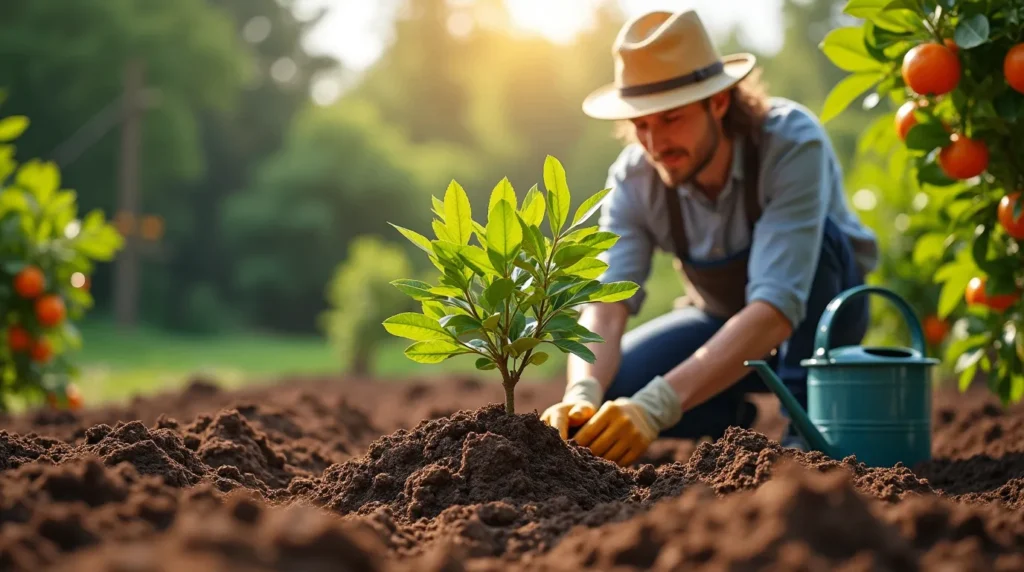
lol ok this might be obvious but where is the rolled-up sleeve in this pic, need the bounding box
[596,166,653,316]
[746,137,829,329]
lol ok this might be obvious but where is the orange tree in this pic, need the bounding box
[0,103,123,411]
[821,0,1024,402]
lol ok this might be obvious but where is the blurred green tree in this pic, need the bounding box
[319,235,418,375]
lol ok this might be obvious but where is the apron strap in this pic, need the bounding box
[662,134,763,261]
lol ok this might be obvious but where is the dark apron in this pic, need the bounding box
[660,134,766,321]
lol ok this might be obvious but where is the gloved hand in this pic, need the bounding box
[540,376,603,439]
[574,375,682,467]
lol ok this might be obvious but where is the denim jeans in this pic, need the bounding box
[603,217,870,440]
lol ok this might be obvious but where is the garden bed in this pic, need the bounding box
[0,375,1022,571]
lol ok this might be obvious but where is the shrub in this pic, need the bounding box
[0,105,123,411]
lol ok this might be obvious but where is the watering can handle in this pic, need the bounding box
[812,285,927,358]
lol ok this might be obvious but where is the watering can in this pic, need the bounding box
[745,285,939,468]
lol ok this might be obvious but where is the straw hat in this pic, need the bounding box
[582,9,757,121]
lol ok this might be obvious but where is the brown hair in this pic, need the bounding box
[613,67,771,145]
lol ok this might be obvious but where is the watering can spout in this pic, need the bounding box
[743,360,836,457]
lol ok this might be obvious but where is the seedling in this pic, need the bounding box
[383,155,638,414]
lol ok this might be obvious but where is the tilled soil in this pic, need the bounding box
[0,374,1022,571]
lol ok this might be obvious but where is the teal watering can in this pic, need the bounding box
[745,285,939,468]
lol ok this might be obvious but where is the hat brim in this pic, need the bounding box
[582,54,757,121]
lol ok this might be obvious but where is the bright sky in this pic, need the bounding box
[295,0,784,72]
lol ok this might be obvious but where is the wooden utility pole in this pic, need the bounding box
[113,58,144,329]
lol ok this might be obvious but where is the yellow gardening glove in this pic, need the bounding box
[574,376,682,467]
[540,377,603,440]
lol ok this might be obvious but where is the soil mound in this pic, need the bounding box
[305,403,641,559]
[519,462,1024,571]
[58,491,387,572]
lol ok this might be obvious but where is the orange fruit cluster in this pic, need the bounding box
[5,265,67,364]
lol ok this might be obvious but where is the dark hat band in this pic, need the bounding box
[617,61,724,97]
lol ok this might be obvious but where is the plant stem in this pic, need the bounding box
[503,380,515,414]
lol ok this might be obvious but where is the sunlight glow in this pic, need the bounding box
[504,0,600,44]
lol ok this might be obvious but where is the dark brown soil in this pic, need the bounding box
[0,375,1021,571]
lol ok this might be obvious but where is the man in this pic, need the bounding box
[539,9,879,467]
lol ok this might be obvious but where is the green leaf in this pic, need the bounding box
[912,233,947,265]
[553,244,600,268]
[579,231,619,251]
[584,281,640,303]
[483,278,515,307]
[518,215,545,259]
[486,199,522,262]
[937,270,973,318]
[422,301,447,319]
[918,161,957,187]
[443,180,473,245]
[482,313,501,329]
[508,337,542,356]
[457,245,495,276]
[404,340,468,364]
[432,219,454,243]
[563,257,608,279]
[904,123,950,151]
[0,116,29,142]
[16,160,59,205]
[544,155,571,234]
[390,223,433,254]
[820,72,883,124]
[550,339,596,363]
[383,313,450,341]
[820,27,885,72]
[489,177,517,212]
[528,352,549,365]
[883,0,919,11]
[441,314,482,335]
[520,184,546,227]
[429,285,464,297]
[391,279,437,301]
[570,188,612,228]
[954,14,989,49]
[431,196,445,220]
[475,357,497,370]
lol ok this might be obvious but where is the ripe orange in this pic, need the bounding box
[6,325,31,352]
[943,39,959,53]
[35,295,66,327]
[65,383,83,410]
[30,337,52,363]
[895,101,918,140]
[998,192,1024,240]
[965,276,1020,312]
[1005,43,1024,94]
[902,42,961,95]
[13,266,45,298]
[923,315,948,345]
[938,134,988,179]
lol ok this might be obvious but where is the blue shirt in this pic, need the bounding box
[596,97,879,329]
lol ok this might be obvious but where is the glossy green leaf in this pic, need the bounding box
[404,340,468,364]
[391,279,436,301]
[475,357,497,370]
[520,184,546,227]
[820,72,883,124]
[390,223,433,254]
[508,337,542,356]
[550,339,596,363]
[443,179,473,245]
[489,177,517,211]
[528,352,549,365]
[544,155,570,234]
[383,312,449,341]
[0,116,28,142]
[483,278,515,308]
[486,200,522,262]
[584,281,640,304]
[905,123,951,151]
[820,27,885,72]
[570,188,611,228]
[954,14,989,49]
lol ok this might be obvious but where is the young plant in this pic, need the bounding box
[383,155,638,414]
[820,0,1024,402]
